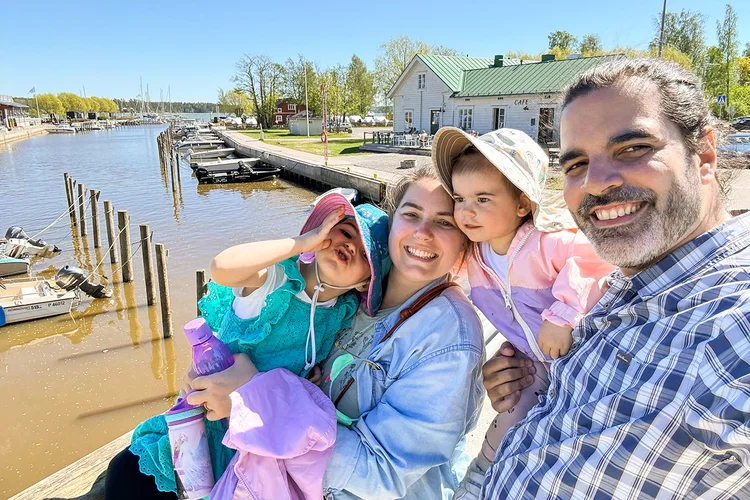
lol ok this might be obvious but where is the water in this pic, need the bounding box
[0,126,318,497]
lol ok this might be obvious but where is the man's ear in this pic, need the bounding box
[698,127,718,185]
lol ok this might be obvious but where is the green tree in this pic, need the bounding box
[36,93,65,115]
[716,4,739,115]
[729,84,750,117]
[283,55,321,113]
[579,34,603,56]
[744,42,750,57]
[505,51,540,61]
[651,9,706,70]
[548,30,578,52]
[57,92,85,112]
[233,54,285,129]
[346,55,376,118]
[320,64,350,122]
[738,57,750,86]
[373,35,460,97]
[217,88,254,116]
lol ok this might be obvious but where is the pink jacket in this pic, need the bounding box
[467,221,614,362]
[210,368,337,500]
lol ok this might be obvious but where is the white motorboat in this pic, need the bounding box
[187,147,235,160]
[0,255,30,278]
[175,139,225,150]
[312,188,358,206]
[47,125,76,134]
[0,277,77,326]
[191,157,258,172]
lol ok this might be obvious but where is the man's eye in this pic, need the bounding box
[564,161,587,174]
[478,197,490,203]
[622,145,651,155]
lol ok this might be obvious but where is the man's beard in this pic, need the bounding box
[572,160,702,270]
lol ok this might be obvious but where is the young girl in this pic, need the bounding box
[432,127,615,499]
[112,191,390,498]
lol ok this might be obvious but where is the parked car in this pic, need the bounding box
[328,122,352,133]
[733,117,750,131]
[719,133,750,154]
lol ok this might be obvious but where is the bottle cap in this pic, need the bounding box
[184,317,213,345]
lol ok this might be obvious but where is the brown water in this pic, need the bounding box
[0,126,319,497]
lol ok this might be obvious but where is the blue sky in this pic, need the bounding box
[4,0,749,102]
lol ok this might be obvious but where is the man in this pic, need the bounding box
[480,58,750,498]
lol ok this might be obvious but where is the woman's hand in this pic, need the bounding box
[186,353,259,421]
[295,206,345,253]
[482,342,536,413]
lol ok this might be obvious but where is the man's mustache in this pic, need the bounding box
[576,186,657,219]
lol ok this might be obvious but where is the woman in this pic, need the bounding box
[106,166,485,499]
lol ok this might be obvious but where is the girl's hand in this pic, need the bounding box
[306,364,323,385]
[186,354,259,421]
[537,320,573,359]
[295,206,346,253]
[482,342,536,413]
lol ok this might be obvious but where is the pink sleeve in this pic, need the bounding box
[538,230,614,329]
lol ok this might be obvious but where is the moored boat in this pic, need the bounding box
[187,147,235,160]
[0,254,30,277]
[0,277,77,326]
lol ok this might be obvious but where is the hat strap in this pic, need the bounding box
[304,260,369,371]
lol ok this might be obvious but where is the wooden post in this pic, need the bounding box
[155,243,173,338]
[174,148,181,184]
[67,177,77,225]
[77,183,87,236]
[140,224,156,306]
[63,172,72,211]
[90,189,101,248]
[117,210,133,282]
[103,200,118,264]
[196,269,207,317]
[170,152,177,192]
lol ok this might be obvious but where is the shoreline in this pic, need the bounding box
[0,125,48,146]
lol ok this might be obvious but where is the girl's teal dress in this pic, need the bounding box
[129,257,358,493]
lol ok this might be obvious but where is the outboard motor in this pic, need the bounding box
[55,265,113,299]
[4,226,61,257]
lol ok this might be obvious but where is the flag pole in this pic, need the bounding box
[34,89,40,123]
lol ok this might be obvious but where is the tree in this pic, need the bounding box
[57,92,85,112]
[217,88,253,116]
[744,43,750,58]
[36,93,64,116]
[579,34,603,56]
[283,55,321,113]
[346,55,376,118]
[716,4,739,114]
[320,64,350,122]
[548,30,578,52]
[505,51,540,61]
[739,57,750,86]
[651,9,706,71]
[233,54,285,129]
[373,35,460,98]
[730,84,750,117]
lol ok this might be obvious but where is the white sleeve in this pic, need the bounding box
[230,263,286,319]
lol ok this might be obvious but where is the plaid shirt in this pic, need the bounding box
[482,214,750,499]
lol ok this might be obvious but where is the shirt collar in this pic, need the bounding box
[627,213,750,299]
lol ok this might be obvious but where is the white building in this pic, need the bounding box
[288,110,323,136]
[387,53,622,144]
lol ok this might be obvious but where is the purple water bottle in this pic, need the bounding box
[184,317,235,376]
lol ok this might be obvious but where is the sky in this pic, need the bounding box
[3,0,749,103]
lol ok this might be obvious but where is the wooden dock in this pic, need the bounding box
[9,431,132,500]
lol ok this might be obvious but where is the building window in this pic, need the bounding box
[288,104,296,111]
[458,107,473,130]
[492,107,506,130]
[275,115,283,124]
[404,110,413,130]
[276,107,282,113]
[417,73,426,90]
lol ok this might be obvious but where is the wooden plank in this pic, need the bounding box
[9,431,132,500]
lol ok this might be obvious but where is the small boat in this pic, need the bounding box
[0,277,77,326]
[187,147,235,160]
[174,139,225,150]
[0,254,30,278]
[190,157,257,172]
[313,188,358,206]
[195,162,281,184]
[47,125,76,134]
[3,227,61,258]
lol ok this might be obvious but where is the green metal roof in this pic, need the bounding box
[455,55,623,97]
[417,54,493,92]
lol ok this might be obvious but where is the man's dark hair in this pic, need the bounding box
[562,58,711,155]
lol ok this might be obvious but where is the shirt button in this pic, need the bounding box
[570,341,580,351]
[548,388,556,399]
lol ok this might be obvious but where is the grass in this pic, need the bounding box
[265,138,368,157]
[240,129,352,140]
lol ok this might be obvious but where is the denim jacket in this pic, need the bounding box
[323,275,485,499]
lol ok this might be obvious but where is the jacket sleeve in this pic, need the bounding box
[539,230,614,333]
[323,304,484,498]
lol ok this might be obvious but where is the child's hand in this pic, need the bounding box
[537,320,574,359]
[296,206,346,253]
[306,364,323,385]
